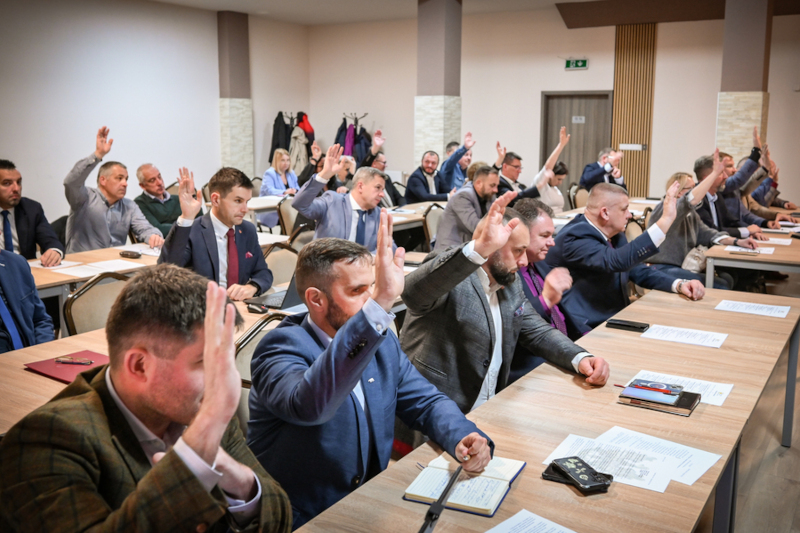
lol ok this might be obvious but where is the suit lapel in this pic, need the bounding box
[360,356,384,461]
[200,215,220,282]
[14,204,30,257]
[469,273,495,351]
[342,194,353,239]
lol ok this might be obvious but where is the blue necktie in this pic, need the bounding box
[0,283,24,350]
[2,211,13,252]
[356,210,366,246]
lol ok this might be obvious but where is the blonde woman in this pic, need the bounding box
[259,148,299,227]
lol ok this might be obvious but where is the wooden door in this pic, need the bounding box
[539,91,613,197]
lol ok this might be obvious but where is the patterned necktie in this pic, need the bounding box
[226,228,239,288]
[529,267,568,336]
[0,283,23,350]
[356,210,366,246]
[2,211,13,252]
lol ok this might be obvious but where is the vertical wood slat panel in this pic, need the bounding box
[611,23,656,198]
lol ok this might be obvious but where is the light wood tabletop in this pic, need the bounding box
[705,234,800,288]
[31,247,158,290]
[298,289,800,533]
[390,202,439,231]
[0,301,268,436]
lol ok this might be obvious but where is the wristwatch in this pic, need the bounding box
[676,280,687,294]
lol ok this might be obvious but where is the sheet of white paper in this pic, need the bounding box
[779,221,799,227]
[256,233,289,246]
[390,216,408,222]
[762,227,796,234]
[247,196,282,210]
[85,259,146,272]
[724,245,775,254]
[485,509,577,533]
[595,427,721,486]
[49,265,107,278]
[115,243,161,257]
[627,370,734,406]
[542,434,676,492]
[391,208,414,214]
[766,238,792,245]
[630,210,644,217]
[715,299,790,319]
[640,324,727,348]
[28,260,83,269]
[403,266,418,273]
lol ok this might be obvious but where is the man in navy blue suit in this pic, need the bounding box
[404,151,455,204]
[247,212,492,528]
[579,148,626,191]
[0,249,54,353]
[0,160,64,266]
[159,167,273,300]
[546,182,704,335]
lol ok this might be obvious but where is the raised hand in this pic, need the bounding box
[711,148,723,176]
[753,126,762,150]
[372,209,405,312]
[495,141,507,167]
[464,131,475,150]
[474,191,519,258]
[319,144,345,181]
[311,140,322,161]
[542,267,572,308]
[760,144,773,171]
[655,180,682,234]
[373,129,385,149]
[558,126,571,146]
[95,126,113,159]
[177,167,202,219]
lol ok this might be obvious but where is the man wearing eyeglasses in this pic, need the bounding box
[492,144,541,207]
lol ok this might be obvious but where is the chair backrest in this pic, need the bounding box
[393,181,406,196]
[643,206,653,228]
[165,181,179,196]
[289,224,315,252]
[567,183,579,209]
[251,177,263,197]
[201,183,212,203]
[573,187,589,209]
[263,242,299,286]
[128,229,140,244]
[422,203,446,251]
[277,195,298,236]
[51,215,68,248]
[64,272,130,336]
[234,313,284,436]
[624,219,644,243]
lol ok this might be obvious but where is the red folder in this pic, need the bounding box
[25,350,109,384]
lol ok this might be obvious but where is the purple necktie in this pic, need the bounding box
[526,266,568,336]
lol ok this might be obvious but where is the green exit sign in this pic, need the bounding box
[565,59,588,70]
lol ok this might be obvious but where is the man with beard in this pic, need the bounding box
[434,164,499,251]
[400,191,609,416]
[246,211,492,528]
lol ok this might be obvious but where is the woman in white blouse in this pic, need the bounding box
[532,126,570,213]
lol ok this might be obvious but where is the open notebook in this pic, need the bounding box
[404,454,526,517]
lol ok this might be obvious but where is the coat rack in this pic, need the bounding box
[343,112,368,129]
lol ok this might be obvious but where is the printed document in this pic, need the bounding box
[715,299,790,319]
[28,260,83,269]
[640,325,727,348]
[765,238,792,246]
[724,245,775,254]
[627,370,733,406]
[485,509,576,533]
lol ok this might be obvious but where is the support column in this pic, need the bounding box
[218,11,255,179]
[715,0,773,161]
[414,0,462,166]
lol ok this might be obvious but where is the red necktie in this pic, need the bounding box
[226,228,239,287]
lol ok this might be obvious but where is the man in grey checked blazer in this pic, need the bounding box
[400,192,610,414]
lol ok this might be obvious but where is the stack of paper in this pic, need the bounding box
[543,426,721,492]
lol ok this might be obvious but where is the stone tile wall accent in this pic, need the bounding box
[716,92,769,162]
[220,98,255,180]
[414,95,461,174]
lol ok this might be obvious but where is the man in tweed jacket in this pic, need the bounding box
[400,192,609,414]
[0,265,291,533]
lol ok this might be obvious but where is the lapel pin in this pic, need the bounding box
[368,378,375,383]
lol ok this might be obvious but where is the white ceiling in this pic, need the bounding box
[148,0,583,25]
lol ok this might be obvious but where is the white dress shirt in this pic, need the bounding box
[177,211,234,288]
[104,370,261,526]
[424,171,437,194]
[598,161,625,186]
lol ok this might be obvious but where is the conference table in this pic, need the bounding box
[0,301,269,438]
[298,289,800,533]
[705,232,800,289]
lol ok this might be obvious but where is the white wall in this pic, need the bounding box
[0,0,220,221]
[249,16,310,175]
[461,8,615,177]
[307,19,418,174]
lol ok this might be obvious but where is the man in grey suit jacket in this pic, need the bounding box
[400,192,610,414]
[434,165,498,251]
[293,144,395,252]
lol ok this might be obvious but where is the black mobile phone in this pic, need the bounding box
[551,457,612,493]
[119,250,142,259]
[791,233,800,240]
[542,463,614,487]
[247,303,268,314]
[605,318,649,333]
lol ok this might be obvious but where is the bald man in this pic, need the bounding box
[545,182,704,335]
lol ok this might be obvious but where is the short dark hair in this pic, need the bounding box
[105,264,243,367]
[694,155,715,180]
[472,165,497,181]
[421,150,439,164]
[0,160,16,171]
[514,198,554,225]
[209,167,253,198]
[445,142,460,152]
[552,161,569,176]
[98,161,127,180]
[295,238,372,304]
[503,152,522,166]
[718,152,732,160]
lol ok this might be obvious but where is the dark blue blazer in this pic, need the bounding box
[405,167,449,203]
[0,250,54,351]
[579,162,627,191]
[12,198,64,260]
[158,214,272,295]
[247,311,489,529]
[497,175,540,206]
[545,215,674,333]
